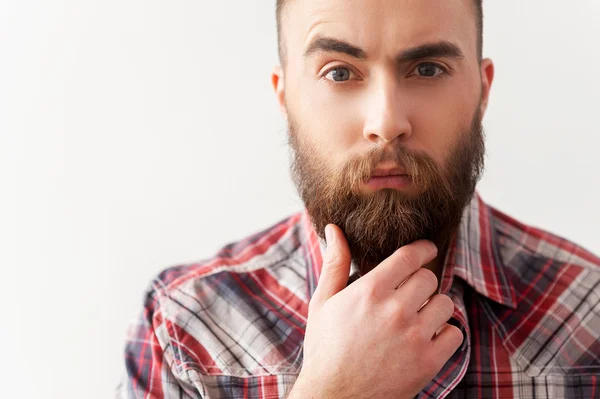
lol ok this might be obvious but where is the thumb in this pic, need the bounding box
[311,224,352,309]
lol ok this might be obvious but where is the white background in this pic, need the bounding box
[1,1,599,398]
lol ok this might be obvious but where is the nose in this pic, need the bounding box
[362,76,412,144]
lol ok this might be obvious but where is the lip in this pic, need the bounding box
[362,163,412,190]
[365,174,412,190]
[371,167,408,177]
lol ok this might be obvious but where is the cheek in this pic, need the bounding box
[295,83,364,165]
[410,82,479,168]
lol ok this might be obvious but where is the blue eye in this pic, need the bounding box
[414,63,446,78]
[324,67,352,82]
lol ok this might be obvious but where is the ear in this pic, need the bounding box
[271,65,287,120]
[479,58,495,118]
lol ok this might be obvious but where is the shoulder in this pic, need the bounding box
[487,205,600,376]
[154,212,305,289]
[489,204,600,310]
[489,204,600,275]
[142,212,309,378]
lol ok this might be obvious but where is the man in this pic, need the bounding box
[118,0,600,398]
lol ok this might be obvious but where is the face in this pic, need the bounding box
[272,0,494,274]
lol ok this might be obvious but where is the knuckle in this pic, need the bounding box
[406,325,428,345]
[397,248,420,270]
[323,252,339,269]
[392,303,409,321]
[356,280,378,300]
[437,294,455,316]
[416,268,438,290]
[448,325,464,346]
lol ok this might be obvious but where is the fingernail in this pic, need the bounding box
[325,225,333,245]
[430,242,438,255]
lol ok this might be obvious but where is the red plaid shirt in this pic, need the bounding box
[118,193,600,398]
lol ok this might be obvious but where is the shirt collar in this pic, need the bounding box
[300,192,517,309]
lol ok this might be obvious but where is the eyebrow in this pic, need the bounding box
[303,35,465,63]
[303,35,367,59]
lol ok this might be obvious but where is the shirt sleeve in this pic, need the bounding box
[117,283,203,399]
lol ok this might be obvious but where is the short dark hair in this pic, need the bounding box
[276,0,483,66]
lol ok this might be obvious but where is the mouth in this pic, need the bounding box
[371,167,409,177]
[364,166,412,190]
[364,174,412,190]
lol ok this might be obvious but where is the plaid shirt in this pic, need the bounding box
[118,193,600,399]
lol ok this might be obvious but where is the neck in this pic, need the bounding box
[425,225,457,290]
[354,219,462,281]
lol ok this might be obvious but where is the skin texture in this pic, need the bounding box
[272,0,494,278]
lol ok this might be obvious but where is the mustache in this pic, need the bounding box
[340,142,453,197]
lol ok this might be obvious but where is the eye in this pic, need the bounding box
[323,66,354,82]
[412,62,447,78]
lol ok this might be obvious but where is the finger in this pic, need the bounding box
[417,294,455,338]
[392,268,440,314]
[364,240,438,291]
[430,323,464,365]
[310,224,352,309]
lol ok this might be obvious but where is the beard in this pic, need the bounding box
[288,105,485,275]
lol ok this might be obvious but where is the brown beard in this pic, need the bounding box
[288,105,485,275]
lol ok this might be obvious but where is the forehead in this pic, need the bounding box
[283,0,477,61]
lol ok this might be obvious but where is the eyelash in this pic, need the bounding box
[410,62,449,80]
[321,62,450,84]
[321,66,358,84]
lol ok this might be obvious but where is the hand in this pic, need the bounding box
[289,224,463,399]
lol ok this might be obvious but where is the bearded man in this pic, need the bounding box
[119,1,600,398]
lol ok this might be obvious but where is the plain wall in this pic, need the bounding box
[1,0,599,398]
